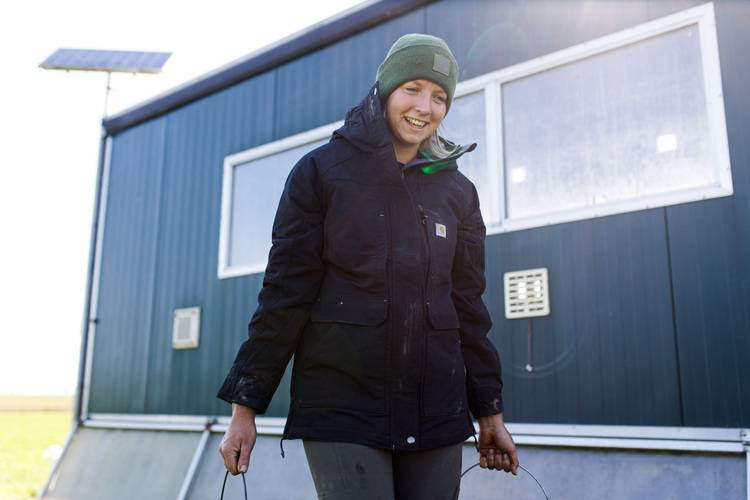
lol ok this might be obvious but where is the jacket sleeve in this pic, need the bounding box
[452,184,504,417]
[216,154,326,414]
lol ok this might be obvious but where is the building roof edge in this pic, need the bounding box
[102,0,434,134]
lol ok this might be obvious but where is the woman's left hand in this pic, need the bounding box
[477,413,519,474]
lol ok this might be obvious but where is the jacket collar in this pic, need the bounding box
[332,84,475,174]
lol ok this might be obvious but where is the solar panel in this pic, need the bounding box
[39,48,172,74]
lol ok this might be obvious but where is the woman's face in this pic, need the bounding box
[385,79,447,157]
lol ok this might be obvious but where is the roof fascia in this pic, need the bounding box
[103,0,435,134]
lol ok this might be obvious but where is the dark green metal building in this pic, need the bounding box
[43,1,750,499]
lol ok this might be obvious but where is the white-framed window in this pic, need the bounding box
[218,123,338,279]
[442,85,502,227]
[219,2,731,278]
[475,1,731,234]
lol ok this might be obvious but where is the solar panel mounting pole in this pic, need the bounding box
[104,71,112,117]
[38,48,171,425]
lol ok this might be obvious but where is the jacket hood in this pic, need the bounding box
[333,84,476,174]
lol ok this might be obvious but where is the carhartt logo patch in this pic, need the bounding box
[435,223,447,238]
[433,53,451,76]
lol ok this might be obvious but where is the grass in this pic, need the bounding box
[0,396,73,412]
[0,396,73,500]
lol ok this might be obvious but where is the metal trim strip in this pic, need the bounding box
[82,420,207,432]
[88,413,212,425]
[81,414,748,453]
[512,435,743,453]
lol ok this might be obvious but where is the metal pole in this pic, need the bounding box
[103,72,111,117]
[75,123,112,423]
[73,128,109,424]
[177,429,212,500]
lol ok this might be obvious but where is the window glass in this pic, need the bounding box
[441,91,492,221]
[502,25,713,219]
[228,140,326,269]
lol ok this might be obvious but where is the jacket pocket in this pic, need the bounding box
[292,294,389,414]
[310,294,389,325]
[426,292,461,330]
[422,293,466,416]
[322,196,388,295]
[420,207,458,286]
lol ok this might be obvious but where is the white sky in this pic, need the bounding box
[0,0,365,395]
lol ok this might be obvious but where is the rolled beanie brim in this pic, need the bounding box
[376,34,459,111]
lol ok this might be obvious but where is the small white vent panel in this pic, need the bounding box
[172,307,200,349]
[504,268,550,319]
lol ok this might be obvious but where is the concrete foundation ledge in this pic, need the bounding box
[41,426,747,500]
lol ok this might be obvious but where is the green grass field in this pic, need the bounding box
[0,397,73,500]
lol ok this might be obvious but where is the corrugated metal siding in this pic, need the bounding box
[90,74,277,414]
[89,0,750,426]
[425,0,652,82]
[89,119,166,413]
[646,0,705,19]
[273,8,425,138]
[666,0,750,427]
[143,74,278,416]
[488,211,681,425]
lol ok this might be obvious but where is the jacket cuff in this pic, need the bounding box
[216,372,271,415]
[468,385,504,417]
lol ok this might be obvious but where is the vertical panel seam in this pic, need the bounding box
[664,207,686,426]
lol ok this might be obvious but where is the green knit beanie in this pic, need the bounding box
[376,33,459,112]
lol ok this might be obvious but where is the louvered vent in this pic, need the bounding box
[172,307,200,349]
[504,268,550,319]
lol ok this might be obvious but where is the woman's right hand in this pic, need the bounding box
[219,403,258,475]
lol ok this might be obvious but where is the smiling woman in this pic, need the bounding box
[217,33,517,500]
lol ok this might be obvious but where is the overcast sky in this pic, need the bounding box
[0,0,365,395]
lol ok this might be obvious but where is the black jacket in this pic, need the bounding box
[217,85,504,451]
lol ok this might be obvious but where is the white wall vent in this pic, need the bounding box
[172,307,200,349]
[504,268,550,319]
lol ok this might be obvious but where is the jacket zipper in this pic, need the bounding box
[385,201,394,446]
[399,167,432,423]
[416,203,431,418]
[417,204,432,306]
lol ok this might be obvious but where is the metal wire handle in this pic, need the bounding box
[220,470,248,500]
[457,462,550,499]
[218,458,548,499]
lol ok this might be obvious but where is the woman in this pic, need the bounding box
[217,34,518,499]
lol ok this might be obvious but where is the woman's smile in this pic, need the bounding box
[386,79,447,163]
[404,116,428,129]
